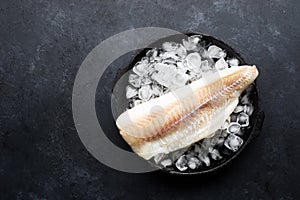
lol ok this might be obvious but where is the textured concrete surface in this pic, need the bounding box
[1,0,300,199]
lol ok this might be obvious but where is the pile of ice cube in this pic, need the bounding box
[126,35,240,108]
[125,35,254,172]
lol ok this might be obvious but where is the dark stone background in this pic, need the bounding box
[1,0,299,199]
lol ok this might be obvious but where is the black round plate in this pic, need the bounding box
[104,32,264,175]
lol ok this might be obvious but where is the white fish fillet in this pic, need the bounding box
[116,65,259,160]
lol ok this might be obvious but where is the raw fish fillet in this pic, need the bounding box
[116,65,259,160]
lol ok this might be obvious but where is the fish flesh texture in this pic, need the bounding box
[116,65,258,159]
[116,65,259,160]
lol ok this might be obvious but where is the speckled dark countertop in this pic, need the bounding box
[1,0,300,199]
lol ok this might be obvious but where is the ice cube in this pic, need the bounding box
[187,157,201,169]
[185,52,202,73]
[230,114,238,122]
[139,76,152,85]
[227,58,239,66]
[151,63,178,88]
[126,85,138,99]
[210,137,220,146]
[182,39,197,51]
[202,136,218,148]
[188,35,201,44]
[140,57,149,63]
[224,134,243,152]
[128,73,141,88]
[216,137,225,145]
[215,57,228,70]
[146,48,158,58]
[201,60,213,72]
[175,155,188,171]
[185,52,202,69]
[240,94,250,104]
[234,105,244,113]
[151,84,163,96]
[172,73,189,88]
[154,153,165,164]
[152,72,170,88]
[207,45,226,58]
[201,138,211,149]
[161,159,172,167]
[176,62,188,74]
[201,49,210,58]
[175,44,187,58]
[194,144,202,154]
[237,113,249,127]
[162,42,179,52]
[209,148,222,160]
[244,104,254,116]
[138,85,152,101]
[133,62,148,76]
[227,122,241,134]
[198,153,210,166]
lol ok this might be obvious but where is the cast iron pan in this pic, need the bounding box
[106,32,265,175]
